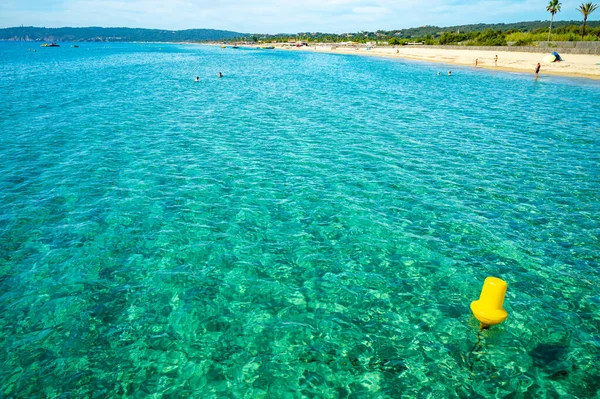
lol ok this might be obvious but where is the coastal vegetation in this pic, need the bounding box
[255,23,600,46]
[246,20,600,46]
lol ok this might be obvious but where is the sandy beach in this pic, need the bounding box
[256,44,600,80]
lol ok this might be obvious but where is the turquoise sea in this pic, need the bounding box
[1,42,599,398]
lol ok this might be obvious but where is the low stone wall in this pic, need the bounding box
[421,43,600,55]
[424,42,600,55]
[536,41,600,49]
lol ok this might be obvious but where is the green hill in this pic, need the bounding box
[2,21,599,44]
[380,20,600,38]
[264,20,600,45]
[0,26,245,42]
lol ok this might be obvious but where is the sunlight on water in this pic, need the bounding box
[1,42,599,397]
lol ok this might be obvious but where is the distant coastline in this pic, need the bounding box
[0,26,245,42]
[4,23,599,80]
[2,20,599,43]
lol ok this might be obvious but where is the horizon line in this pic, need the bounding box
[2,19,598,36]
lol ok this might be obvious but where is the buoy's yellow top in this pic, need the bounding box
[470,277,508,326]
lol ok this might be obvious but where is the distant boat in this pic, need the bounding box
[261,46,275,49]
[72,45,79,48]
[41,43,60,47]
[220,45,226,48]
[232,46,239,49]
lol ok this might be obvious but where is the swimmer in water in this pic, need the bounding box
[218,72,223,78]
[195,76,199,82]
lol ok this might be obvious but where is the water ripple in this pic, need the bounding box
[1,42,599,397]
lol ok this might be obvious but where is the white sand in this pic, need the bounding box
[260,44,600,80]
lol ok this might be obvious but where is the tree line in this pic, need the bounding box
[2,13,599,46]
[246,2,599,45]
[0,27,244,42]
[249,18,600,46]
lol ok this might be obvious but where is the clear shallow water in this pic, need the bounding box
[1,42,599,398]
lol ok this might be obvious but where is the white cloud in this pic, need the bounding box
[0,0,592,33]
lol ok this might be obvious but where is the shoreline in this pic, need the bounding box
[231,43,600,80]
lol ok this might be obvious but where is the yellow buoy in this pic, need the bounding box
[470,277,508,328]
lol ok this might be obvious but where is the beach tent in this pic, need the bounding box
[544,51,563,63]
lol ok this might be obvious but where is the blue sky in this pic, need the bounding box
[0,0,596,33]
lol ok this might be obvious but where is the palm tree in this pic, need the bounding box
[578,2,599,39]
[547,0,562,41]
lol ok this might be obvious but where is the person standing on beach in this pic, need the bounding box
[535,63,541,79]
[494,55,498,66]
[475,58,478,67]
